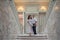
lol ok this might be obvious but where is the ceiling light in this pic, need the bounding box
[40,6,47,12]
[18,6,24,12]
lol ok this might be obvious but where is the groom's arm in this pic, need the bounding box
[35,18,37,26]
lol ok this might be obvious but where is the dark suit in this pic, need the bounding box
[32,23,37,34]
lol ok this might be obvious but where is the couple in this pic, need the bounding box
[27,15,37,36]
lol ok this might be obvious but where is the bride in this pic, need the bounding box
[27,15,33,36]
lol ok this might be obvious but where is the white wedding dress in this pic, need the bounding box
[26,19,33,34]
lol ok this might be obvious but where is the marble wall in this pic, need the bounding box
[55,0,60,40]
[0,0,21,40]
[44,0,60,40]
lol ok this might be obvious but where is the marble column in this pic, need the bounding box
[44,0,60,40]
[0,0,21,40]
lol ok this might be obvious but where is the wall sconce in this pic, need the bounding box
[18,6,24,12]
[55,6,59,10]
[40,6,47,12]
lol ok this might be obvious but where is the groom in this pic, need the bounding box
[32,15,37,35]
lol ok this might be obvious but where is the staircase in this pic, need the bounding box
[16,34,48,40]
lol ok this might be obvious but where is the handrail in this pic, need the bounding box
[44,0,56,26]
[9,0,21,33]
[43,0,57,33]
[46,0,56,23]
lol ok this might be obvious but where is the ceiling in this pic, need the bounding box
[14,0,50,2]
[14,0,50,6]
[14,0,50,12]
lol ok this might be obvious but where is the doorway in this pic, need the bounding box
[24,12,40,34]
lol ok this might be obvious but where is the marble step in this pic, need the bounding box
[17,34,48,36]
[16,34,48,40]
